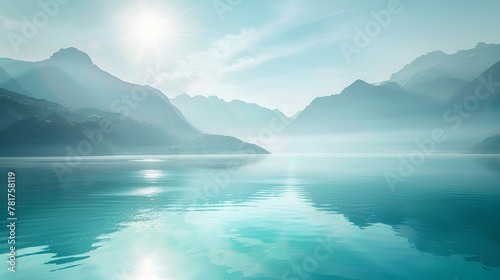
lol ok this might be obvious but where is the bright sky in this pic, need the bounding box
[1,0,500,114]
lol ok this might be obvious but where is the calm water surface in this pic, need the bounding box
[1,154,500,280]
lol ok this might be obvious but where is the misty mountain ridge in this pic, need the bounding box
[1,43,500,154]
[390,42,500,85]
[282,53,500,153]
[389,42,500,100]
[0,88,270,156]
[0,48,270,156]
[171,93,290,141]
[452,60,500,111]
[0,47,200,139]
[286,79,445,135]
[48,47,94,66]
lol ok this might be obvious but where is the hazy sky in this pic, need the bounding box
[1,0,499,114]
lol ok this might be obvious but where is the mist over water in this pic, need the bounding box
[1,154,499,280]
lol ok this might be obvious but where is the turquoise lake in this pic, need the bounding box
[1,154,500,280]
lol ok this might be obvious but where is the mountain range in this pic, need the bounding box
[0,48,269,156]
[0,47,199,138]
[389,42,500,100]
[1,43,500,155]
[281,43,500,153]
[286,80,444,135]
[171,94,290,141]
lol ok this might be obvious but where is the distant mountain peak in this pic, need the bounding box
[341,79,373,95]
[352,79,368,85]
[175,93,190,99]
[379,81,401,91]
[350,79,372,88]
[389,42,500,86]
[426,50,447,56]
[474,42,494,50]
[49,47,93,66]
[207,95,222,101]
[176,94,224,102]
[406,51,447,68]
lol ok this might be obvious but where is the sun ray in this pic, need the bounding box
[116,2,182,62]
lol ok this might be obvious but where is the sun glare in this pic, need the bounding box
[132,12,172,46]
[119,4,183,60]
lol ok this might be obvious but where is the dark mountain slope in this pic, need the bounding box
[0,47,200,139]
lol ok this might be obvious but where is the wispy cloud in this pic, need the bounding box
[158,0,360,104]
[170,28,264,79]
[163,25,327,96]
[0,15,21,30]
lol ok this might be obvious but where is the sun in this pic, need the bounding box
[131,11,172,47]
[119,4,184,61]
